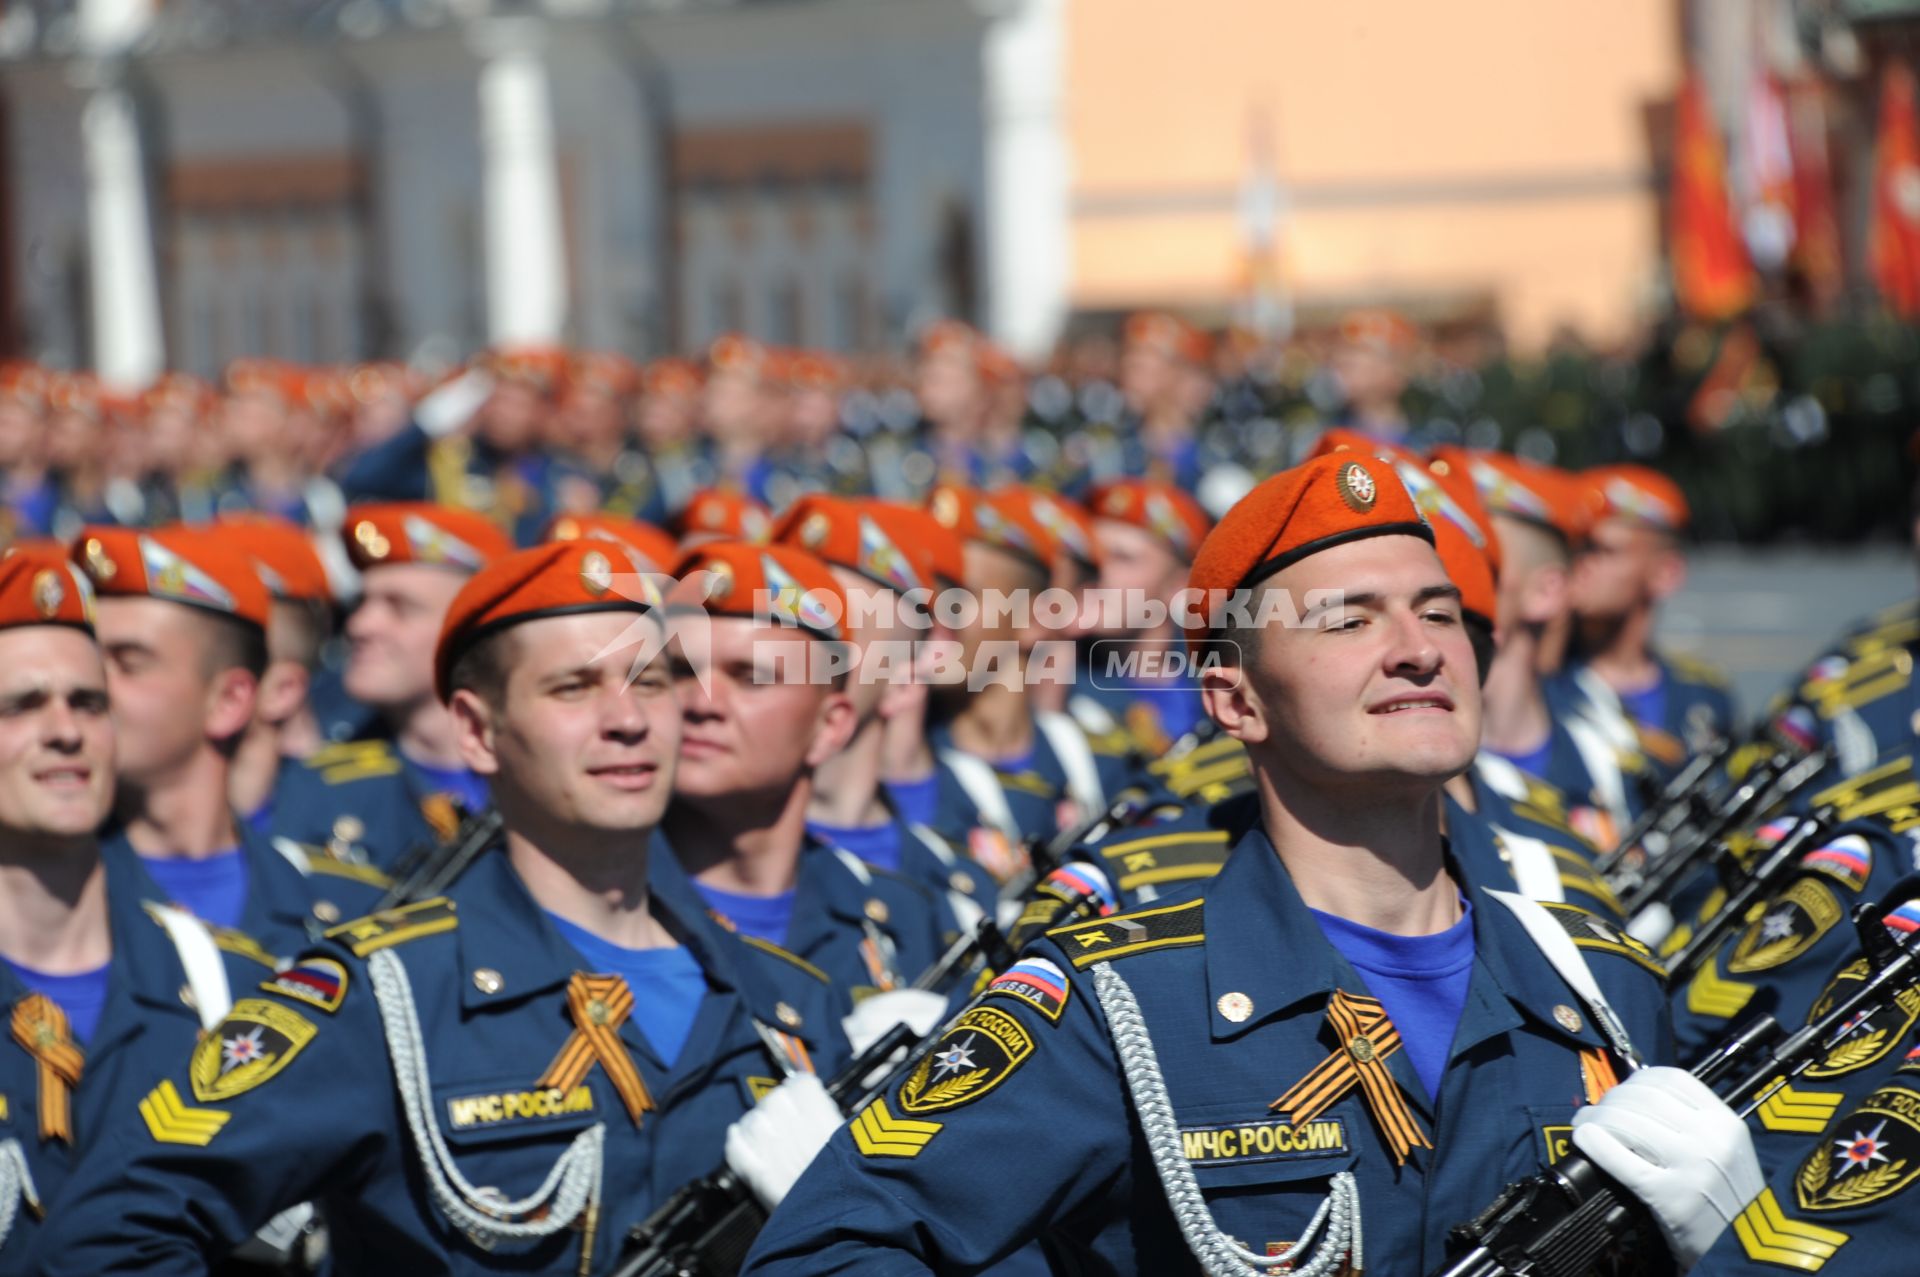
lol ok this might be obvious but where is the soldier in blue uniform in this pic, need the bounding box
[772,495,1000,925]
[661,541,956,1000]
[27,539,854,1276]
[0,549,285,1271]
[71,525,387,957]
[746,452,1762,1276]
[268,503,514,869]
[1562,463,1737,769]
[922,484,1132,868]
[1066,479,1213,760]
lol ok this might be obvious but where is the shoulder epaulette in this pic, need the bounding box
[1165,754,1253,800]
[324,898,457,957]
[1087,728,1134,757]
[1146,735,1245,778]
[307,740,403,786]
[738,934,830,984]
[300,855,393,888]
[1665,652,1732,689]
[1048,897,1205,970]
[1811,756,1920,825]
[140,902,280,968]
[1812,647,1913,717]
[1536,902,1665,978]
[1095,829,1230,894]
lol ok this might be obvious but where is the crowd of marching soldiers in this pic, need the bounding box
[2,306,1920,1275]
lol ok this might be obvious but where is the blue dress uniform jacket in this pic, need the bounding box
[100,826,391,961]
[0,844,279,1273]
[267,739,469,871]
[743,826,1673,1276]
[1667,801,1914,1068]
[929,715,1134,849]
[1787,639,1919,783]
[26,847,851,1277]
[779,839,953,997]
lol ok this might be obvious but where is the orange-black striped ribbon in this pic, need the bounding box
[11,994,84,1143]
[1580,1047,1621,1106]
[1269,989,1431,1165]
[537,974,654,1125]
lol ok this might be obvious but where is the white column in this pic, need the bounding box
[76,0,163,390]
[471,16,568,347]
[979,0,1068,361]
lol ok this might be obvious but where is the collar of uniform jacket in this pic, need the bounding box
[1201,825,1616,1071]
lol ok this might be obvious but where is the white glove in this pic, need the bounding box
[1625,902,1675,950]
[840,988,950,1056]
[723,1073,844,1210]
[414,369,494,438]
[1571,1066,1762,1269]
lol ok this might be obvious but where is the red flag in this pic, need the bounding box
[1787,77,1844,311]
[1870,63,1920,318]
[1669,73,1756,321]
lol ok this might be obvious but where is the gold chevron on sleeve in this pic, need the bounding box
[1686,958,1757,1020]
[1733,1188,1848,1271]
[139,1079,230,1147]
[1756,1081,1847,1134]
[850,1096,943,1159]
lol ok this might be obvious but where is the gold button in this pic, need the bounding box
[864,898,890,925]
[472,968,503,995]
[332,815,365,844]
[1216,992,1253,1023]
[178,984,197,1010]
[1553,1004,1584,1034]
[950,872,976,896]
[1347,1034,1376,1064]
[585,998,610,1026]
[776,1001,803,1028]
[312,900,341,924]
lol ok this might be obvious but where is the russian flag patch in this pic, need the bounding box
[985,957,1072,1023]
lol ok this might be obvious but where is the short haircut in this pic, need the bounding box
[196,611,269,682]
[446,627,518,708]
[268,598,331,671]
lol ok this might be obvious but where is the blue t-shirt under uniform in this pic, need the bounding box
[139,848,249,931]
[5,960,112,1045]
[808,820,902,875]
[692,883,797,949]
[1615,671,1668,734]
[885,774,940,830]
[545,913,708,1070]
[1488,735,1553,785]
[1308,899,1476,1104]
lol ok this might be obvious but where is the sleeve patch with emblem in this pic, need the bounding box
[1727,877,1844,974]
[261,958,349,1014]
[1801,835,1874,893]
[1539,903,1665,978]
[1795,1086,1920,1211]
[850,1095,943,1158]
[190,999,318,1102]
[984,958,1072,1023]
[896,1005,1034,1115]
[1805,961,1920,1079]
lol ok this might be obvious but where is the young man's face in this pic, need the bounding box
[94,598,246,785]
[670,617,852,805]
[1226,535,1481,790]
[344,564,469,710]
[0,627,115,837]
[1092,520,1185,637]
[1570,517,1675,622]
[458,612,679,834]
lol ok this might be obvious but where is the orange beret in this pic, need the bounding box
[72,525,270,630]
[1086,479,1213,563]
[918,319,983,360]
[433,540,663,701]
[1431,448,1595,547]
[667,541,848,643]
[347,362,409,406]
[1585,464,1689,533]
[642,357,704,398]
[1184,453,1434,645]
[46,372,100,421]
[544,513,679,573]
[707,334,768,378]
[771,495,942,596]
[1311,430,1500,626]
[671,489,771,544]
[213,515,332,604]
[486,345,568,393]
[1125,312,1212,366]
[0,548,93,633]
[0,362,48,410]
[342,503,513,574]
[864,500,966,589]
[925,484,1058,574]
[1020,492,1100,573]
[1339,308,1419,355]
[788,352,848,393]
[568,352,641,399]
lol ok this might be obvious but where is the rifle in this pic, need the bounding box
[1661,804,1840,989]
[1432,878,1920,1277]
[371,808,505,912]
[612,853,1124,1277]
[1614,748,1829,921]
[996,787,1155,911]
[1591,738,1731,883]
